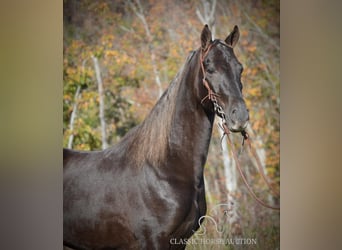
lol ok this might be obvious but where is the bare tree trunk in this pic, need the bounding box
[203,176,213,205]
[221,134,237,193]
[196,0,217,38]
[218,125,242,236]
[91,55,108,150]
[128,0,163,98]
[67,85,81,149]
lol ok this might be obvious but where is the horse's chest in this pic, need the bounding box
[170,182,207,238]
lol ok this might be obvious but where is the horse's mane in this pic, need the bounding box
[106,51,197,167]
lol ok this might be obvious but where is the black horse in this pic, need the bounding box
[64,25,249,250]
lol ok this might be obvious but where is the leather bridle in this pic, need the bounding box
[200,43,226,121]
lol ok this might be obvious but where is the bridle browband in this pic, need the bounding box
[199,43,280,210]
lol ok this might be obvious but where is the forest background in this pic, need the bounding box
[63,0,279,249]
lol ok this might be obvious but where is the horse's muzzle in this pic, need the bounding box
[228,103,249,132]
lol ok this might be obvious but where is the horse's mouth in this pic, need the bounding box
[229,127,245,133]
[228,121,248,133]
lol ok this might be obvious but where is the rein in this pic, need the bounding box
[199,45,280,211]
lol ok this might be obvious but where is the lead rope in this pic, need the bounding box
[241,130,280,197]
[199,44,279,210]
[221,122,280,210]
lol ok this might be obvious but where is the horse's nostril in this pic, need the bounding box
[245,109,250,120]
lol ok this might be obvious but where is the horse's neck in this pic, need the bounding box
[168,58,215,175]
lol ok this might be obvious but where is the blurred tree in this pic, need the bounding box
[128,0,163,98]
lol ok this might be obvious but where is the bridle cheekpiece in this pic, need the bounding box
[199,43,226,123]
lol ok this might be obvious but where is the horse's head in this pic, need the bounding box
[199,25,249,132]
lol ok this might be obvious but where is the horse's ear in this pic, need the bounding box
[201,24,212,51]
[225,25,240,48]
